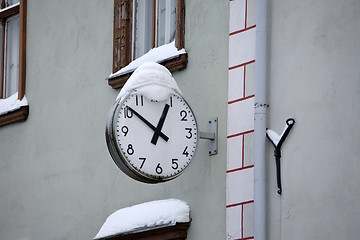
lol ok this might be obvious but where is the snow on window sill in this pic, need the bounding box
[0,92,29,127]
[94,199,191,240]
[0,92,28,116]
[0,2,20,13]
[107,41,188,89]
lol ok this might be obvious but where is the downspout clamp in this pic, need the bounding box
[266,118,296,195]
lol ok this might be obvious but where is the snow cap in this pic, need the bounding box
[116,62,182,102]
[94,199,190,239]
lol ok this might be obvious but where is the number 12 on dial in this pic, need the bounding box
[105,91,198,183]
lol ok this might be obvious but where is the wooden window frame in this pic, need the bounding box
[109,0,186,89]
[0,0,28,127]
[95,222,190,240]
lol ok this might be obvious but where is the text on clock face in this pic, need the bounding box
[115,93,198,180]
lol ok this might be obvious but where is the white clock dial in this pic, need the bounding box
[106,91,198,183]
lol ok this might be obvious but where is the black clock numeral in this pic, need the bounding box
[180,110,187,121]
[169,96,173,107]
[182,146,189,157]
[185,128,192,139]
[121,126,129,137]
[124,107,133,118]
[136,95,144,106]
[172,159,179,170]
[139,158,146,169]
[127,144,134,155]
[156,163,163,174]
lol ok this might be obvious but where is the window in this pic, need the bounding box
[0,0,28,127]
[133,0,176,59]
[109,0,186,89]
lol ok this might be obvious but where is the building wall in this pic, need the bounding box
[0,1,229,239]
[267,0,360,239]
[226,0,256,240]
[227,0,360,240]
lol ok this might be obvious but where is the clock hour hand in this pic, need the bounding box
[151,104,170,145]
[126,106,169,142]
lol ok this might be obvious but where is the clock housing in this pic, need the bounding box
[106,91,198,183]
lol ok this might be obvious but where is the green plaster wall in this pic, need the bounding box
[0,1,229,239]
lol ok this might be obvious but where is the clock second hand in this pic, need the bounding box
[126,106,169,142]
[151,104,170,145]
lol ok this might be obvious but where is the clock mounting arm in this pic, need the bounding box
[199,117,218,156]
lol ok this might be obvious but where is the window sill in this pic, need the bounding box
[0,93,29,127]
[0,2,19,18]
[95,222,190,240]
[108,53,187,89]
[108,41,188,89]
[0,105,29,127]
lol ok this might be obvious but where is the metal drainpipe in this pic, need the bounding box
[254,0,268,239]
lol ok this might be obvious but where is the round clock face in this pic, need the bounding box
[106,91,198,183]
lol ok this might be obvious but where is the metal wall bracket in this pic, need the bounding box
[266,118,295,195]
[199,118,218,155]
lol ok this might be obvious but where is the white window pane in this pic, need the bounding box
[157,0,166,46]
[5,15,19,98]
[6,0,20,7]
[133,0,153,59]
[157,0,176,46]
[0,24,2,96]
[169,0,176,42]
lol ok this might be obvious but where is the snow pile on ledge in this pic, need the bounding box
[109,40,186,79]
[116,62,182,102]
[94,199,190,240]
[0,92,28,116]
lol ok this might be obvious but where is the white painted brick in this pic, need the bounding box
[227,97,254,137]
[227,136,243,171]
[246,0,256,28]
[228,66,244,102]
[226,167,254,205]
[229,27,256,68]
[243,202,254,238]
[226,206,242,240]
[244,132,254,167]
[244,62,255,97]
[229,0,246,33]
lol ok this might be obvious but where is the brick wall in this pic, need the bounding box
[226,1,256,239]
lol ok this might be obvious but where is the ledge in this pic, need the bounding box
[0,3,19,19]
[108,53,188,89]
[95,222,190,240]
[0,105,29,127]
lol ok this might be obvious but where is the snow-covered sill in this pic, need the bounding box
[0,2,20,13]
[108,41,187,80]
[0,92,28,116]
[94,199,190,240]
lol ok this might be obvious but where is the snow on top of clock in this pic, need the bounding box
[94,199,190,239]
[116,62,182,102]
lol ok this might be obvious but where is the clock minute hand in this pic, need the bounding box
[151,104,170,145]
[126,106,169,142]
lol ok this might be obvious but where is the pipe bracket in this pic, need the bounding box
[266,118,295,195]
